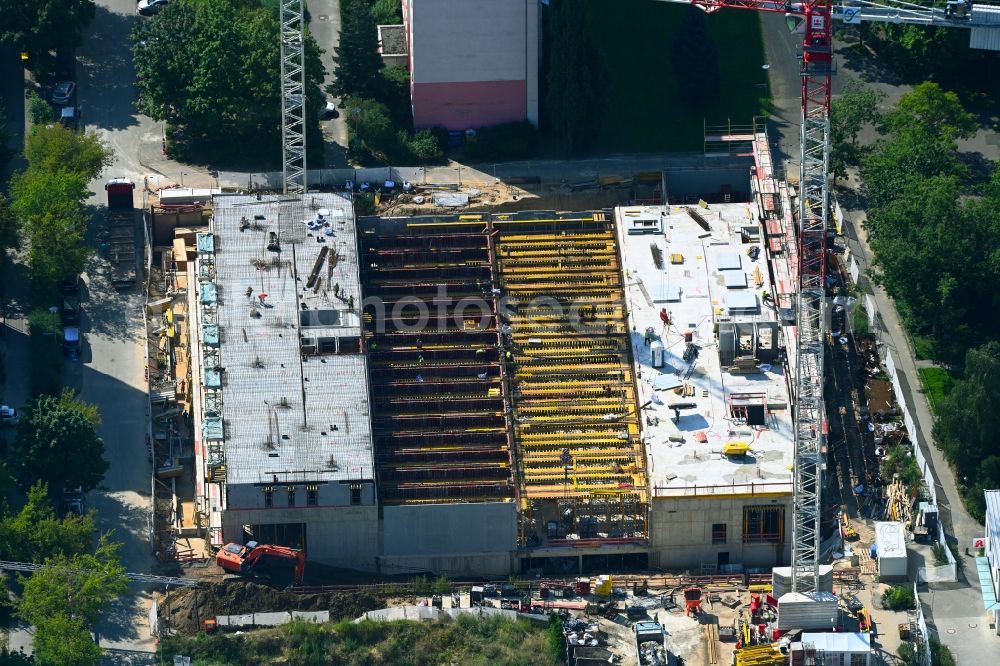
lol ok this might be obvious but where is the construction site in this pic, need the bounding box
[136,113,957,662]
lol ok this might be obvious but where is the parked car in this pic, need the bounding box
[138,0,170,15]
[61,296,80,326]
[320,100,339,120]
[60,487,84,517]
[60,274,80,296]
[59,106,78,130]
[51,81,75,105]
[63,326,81,359]
[0,405,18,427]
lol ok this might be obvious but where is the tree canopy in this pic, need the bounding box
[8,124,112,291]
[830,77,883,182]
[545,0,607,155]
[14,392,108,494]
[0,0,96,77]
[18,537,127,666]
[933,342,1000,520]
[860,83,1000,357]
[330,0,385,101]
[0,483,95,563]
[133,0,326,165]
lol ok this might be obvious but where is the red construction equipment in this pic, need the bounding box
[216,541,306,584]
[684,586,703,616]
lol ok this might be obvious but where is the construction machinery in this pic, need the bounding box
[653,0,1000,601]
[103,177,138,289]
[216,541,306,585]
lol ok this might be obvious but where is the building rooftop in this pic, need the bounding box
[615,204,794,497]
[210,193,373,486]
[986,489,1000,544]
[378,24,407,56]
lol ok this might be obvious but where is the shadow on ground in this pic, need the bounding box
[78,6,141,133]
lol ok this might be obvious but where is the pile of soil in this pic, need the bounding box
[161,581,386,634]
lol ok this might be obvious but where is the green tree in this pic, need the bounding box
[0,0,96,77]
[934,342,1000,485]
[545,0,607,155]
[345,96,407,163]
[18,537,127,629]
[14,393,109,494]
[830,77,884,182]
[330,0,385,101]
[23,124,112,182]
[371,0,402,25]
[0,483,95,562]
[133,0,326,164]
[33,613,103,666]
[881,81,977,140]
[27,92,54,126]
[0,194,20,253]
[670,6,722,107]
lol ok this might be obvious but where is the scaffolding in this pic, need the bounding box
[492,211,648,547]
[359,216,514,505]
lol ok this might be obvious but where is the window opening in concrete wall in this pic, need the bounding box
[263,486,273,508]
[307,484,318,506]
[287,486,296,508]
[350,483,362,505]
[742,505,784,544]
[712,523,727,544]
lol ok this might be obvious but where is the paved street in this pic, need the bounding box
[76,0,163,658]
[307,0,350,167]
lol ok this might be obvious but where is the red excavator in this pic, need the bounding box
[216,541,306,585]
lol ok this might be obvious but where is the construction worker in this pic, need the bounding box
[415,339,423,350]
[417,354,425,365]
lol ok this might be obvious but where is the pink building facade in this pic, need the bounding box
[402,0,540,131]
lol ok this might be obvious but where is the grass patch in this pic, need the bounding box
[881,584,916,611]
[912,334,938,361]
[159,616,563,666]
[917,367,956,414]
[582,0,768,152]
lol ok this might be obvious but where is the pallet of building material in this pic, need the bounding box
[720,596,741,609]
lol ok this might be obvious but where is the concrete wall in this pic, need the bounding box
[226,480,375,509]
[648,495,793,570]
[411,80,527,130]
[379,502,517,576]
[406,0,539,129]
[221,503,379,572]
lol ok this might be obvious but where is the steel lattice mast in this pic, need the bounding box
[791,0,833,595]
[280,0,307,194]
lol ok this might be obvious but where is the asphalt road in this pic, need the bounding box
[77,0,161,658]
[306,0,350,167]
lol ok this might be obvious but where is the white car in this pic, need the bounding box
[138,0,169,15]
[0,405,18,426]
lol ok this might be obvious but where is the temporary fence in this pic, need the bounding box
[913,581,933,666]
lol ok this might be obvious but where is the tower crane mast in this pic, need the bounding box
[654,0,1000,598]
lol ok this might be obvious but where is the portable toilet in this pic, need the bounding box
[651,340,665,368]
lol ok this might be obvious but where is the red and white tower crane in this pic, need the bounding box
[656,0,1000,604]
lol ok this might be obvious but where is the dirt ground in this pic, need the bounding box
[375,182,657,217]
[158,581,409,634]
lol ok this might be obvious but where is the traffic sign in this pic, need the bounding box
[843,8,862,24]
